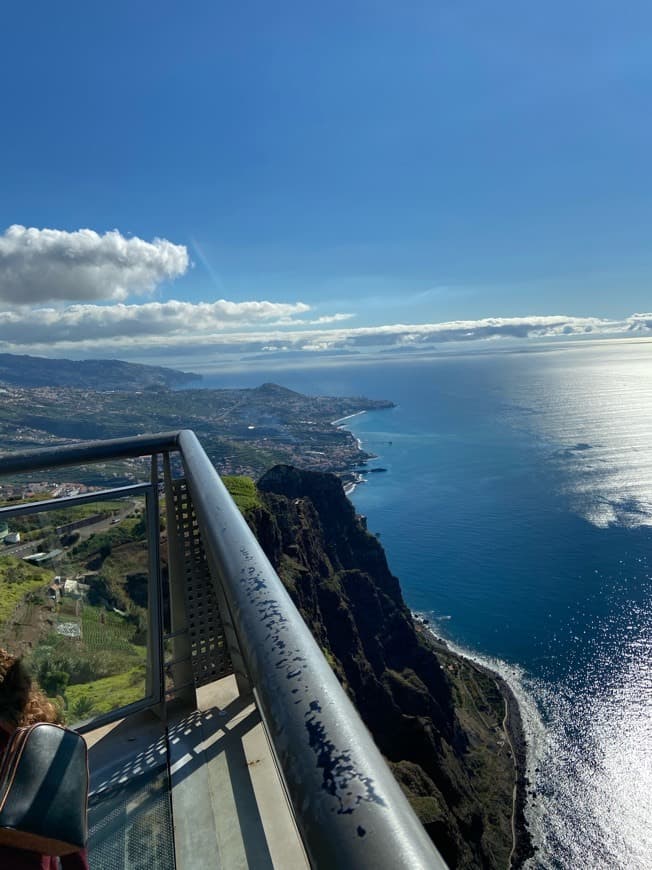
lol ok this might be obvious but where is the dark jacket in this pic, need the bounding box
[0,726,89,870]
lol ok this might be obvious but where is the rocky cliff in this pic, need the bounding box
[247,465,531,869]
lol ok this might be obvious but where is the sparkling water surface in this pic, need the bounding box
[204,340,652,868]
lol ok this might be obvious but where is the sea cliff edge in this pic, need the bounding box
[241,464,533,868]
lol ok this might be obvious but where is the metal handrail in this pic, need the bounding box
[0,431,181,475]
[0,431,448,870]
[0,482,150,519]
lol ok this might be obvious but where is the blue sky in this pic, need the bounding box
[1,1,651,366]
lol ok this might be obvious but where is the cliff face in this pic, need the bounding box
[251,465,523,869]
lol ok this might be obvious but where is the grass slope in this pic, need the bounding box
[0,557,52,622]
[222,476,261,512]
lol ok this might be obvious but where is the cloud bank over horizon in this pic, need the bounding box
[0,225,189,304]
[1,301,651,360]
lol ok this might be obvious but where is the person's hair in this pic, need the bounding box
[0,649,60,727]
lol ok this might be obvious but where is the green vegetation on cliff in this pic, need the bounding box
[222,476,261,512]
[0,558,54,622]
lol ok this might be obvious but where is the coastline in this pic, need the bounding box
[417,623,534,868]
[343,472,365,495]
[339,399,531,860]
[333,410,370,495]
[471,652,533,868]
[331,409,367,426]
[331,411,377,496]
[344,406,534,865]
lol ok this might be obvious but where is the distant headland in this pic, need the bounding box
[0,352,201,391]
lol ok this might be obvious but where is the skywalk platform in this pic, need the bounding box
[86,674,308,870]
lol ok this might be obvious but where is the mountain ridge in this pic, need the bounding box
[0,352,200,390]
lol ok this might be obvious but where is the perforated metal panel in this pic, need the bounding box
[171,477,233,686]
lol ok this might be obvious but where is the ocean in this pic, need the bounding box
[203,339,652,868]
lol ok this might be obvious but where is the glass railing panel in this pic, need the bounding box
[0,489,157,726]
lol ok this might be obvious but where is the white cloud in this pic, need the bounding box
[0,225,189,303]
[626,312,652,331]
[0,299,311,346]
[309,313,355,324]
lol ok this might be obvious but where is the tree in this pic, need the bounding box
[36,658,69,697]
